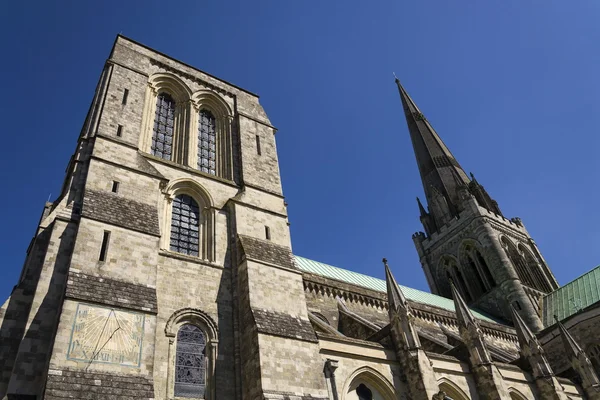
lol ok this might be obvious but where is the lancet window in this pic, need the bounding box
[174,324,207,398]
[141,74,235,180]
[197,110,217,175]
[151,93,176,160]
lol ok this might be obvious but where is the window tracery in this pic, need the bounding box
[175,324,206,398]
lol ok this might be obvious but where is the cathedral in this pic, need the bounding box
[1,35,599,400]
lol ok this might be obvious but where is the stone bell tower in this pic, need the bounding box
[396,78,559,332]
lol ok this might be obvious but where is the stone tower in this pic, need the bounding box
[396,79,558,332]
[0,35,327,400]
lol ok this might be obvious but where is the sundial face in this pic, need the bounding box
[67,302,145,367]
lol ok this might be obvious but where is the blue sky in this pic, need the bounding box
[1,1,599,300]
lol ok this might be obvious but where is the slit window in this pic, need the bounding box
[122,89,129,105]
[256,135,261,155]
[111,181,120,193]
[116,124,123,137]
[99,231,111,262]
[265,226,271,240]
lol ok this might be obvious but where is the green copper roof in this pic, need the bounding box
[294,255,501,324]
[542,265,600,327]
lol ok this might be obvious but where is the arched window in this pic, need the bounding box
[454,266,472,303]
[438,380,470,400]
[197,110,217,175]
[343,368,396,400]
[152,93,176,160]
[519,244,552,293]
[588,344,600,376]
[440,257,473,303]
[175,324,207,398]
[170,194,200,256]
[502,238,536,289]
[474,249,496,288]
[465,254,485,297]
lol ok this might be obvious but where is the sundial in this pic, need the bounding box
[67,303,145,367]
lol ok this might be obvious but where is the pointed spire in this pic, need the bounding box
[511,306,557,380]
[555,317,600,396]
[383,258,409,313]
[511,305,537,347]
[450,281,477,328]
[417,197,427,216]
[451,281,493,366]
[556,317,585,359]
[395,79,471,222]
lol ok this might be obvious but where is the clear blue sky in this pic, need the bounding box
[1,1,599,300]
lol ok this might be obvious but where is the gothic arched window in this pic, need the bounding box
[588,344,600,376]
[175,324,207,398]
[454,267,472,303]
[170,194,200,256]
[466,254,485,297]
[197,110,217,175]
[151,93,176,160]
[474,249,496,288]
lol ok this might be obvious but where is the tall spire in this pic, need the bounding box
[395,78,470,219]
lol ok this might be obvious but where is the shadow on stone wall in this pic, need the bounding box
[4,221,77,399]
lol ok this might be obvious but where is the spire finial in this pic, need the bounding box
[384,259,409,313]
[393,72,399,82]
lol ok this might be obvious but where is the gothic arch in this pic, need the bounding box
[507,387,529,400]
[500,236,536,289]
[437,378,470,400]
[164,308,218,400]
[342,366,396,400]
[458,241,487,296]
[160,178,216,261]
[438,255,473,303]
[517,243,552,292]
